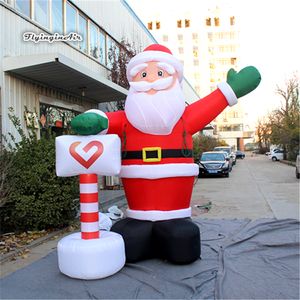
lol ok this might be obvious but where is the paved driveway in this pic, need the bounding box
[191,154,299,219]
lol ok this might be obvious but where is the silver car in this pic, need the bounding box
[213,146,235,168]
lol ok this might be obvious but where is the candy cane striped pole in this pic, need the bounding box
[79,174,99,239]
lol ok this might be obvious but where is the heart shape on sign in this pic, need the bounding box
[69,141,104,169]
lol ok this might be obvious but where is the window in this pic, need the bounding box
[177,20,182,28]
[89,22,99,59]
[206,18,211,26]
[193,46,198,57]
[231,57,237,65]
[147,22,153,30]
[178,47,184,54]
[194,73,200,80]
[185,19,190,27]
[177,34,183,41]
[162,34,168,42]
[192,33,198,40]
[107,36,119,69]
[66,2,77,34]
[40,103,79,137]
[51,0,63,33]
[34,0,49,28]
[218,124,243,132]
[99,30,106,65]
[15,0,30,17]
[230,16,235,26]
[78,14,87,53]
[156,21,160,29]
[193,59,199,66]
[214,17,220,26]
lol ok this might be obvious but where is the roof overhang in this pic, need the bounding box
[3,53,128,103]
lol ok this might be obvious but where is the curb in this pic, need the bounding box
[280,160,296,167]
[0,227,71,264]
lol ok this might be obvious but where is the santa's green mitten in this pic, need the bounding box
[227,66,261,98]
[71,112,108,135]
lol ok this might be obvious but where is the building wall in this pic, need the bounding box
[72,0,151,50]
[0,0,154,141]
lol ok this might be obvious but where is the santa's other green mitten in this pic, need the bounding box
[71,112,108,135]
[227,66,261,98]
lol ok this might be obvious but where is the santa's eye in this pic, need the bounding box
[158,70,164,77]
[141,71,147,78]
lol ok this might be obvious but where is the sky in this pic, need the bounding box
[126,0,300,126]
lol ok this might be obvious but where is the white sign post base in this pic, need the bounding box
[58,231,125,280]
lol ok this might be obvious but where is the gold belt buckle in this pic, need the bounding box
[142,147,162,162]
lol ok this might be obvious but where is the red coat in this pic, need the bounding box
[106,89,230,221]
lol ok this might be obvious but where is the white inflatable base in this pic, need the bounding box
[57,231,125,280]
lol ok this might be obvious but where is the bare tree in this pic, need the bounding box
[268,75,299,160]
[108,39,138,110]
[256,117,271,153]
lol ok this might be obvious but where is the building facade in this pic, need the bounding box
[0,0,199,145]
[204,4,252,150]
[137,1,253,149]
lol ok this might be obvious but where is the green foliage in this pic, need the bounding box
[1,108,79,233]
[193,134,228,162]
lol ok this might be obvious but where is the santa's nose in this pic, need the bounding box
[146,74,158,82]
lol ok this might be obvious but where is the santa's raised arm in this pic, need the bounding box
[71,44,261,264]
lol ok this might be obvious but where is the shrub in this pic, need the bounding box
[0,108,79,233]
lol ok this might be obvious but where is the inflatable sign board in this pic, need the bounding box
[56,135,121,177]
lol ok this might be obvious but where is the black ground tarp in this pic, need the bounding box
[1,218,299,299]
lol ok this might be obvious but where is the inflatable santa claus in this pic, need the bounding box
[71,44,261,264]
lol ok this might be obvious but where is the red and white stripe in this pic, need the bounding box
[79,174,99,239]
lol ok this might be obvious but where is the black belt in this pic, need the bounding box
[122,147,193,162]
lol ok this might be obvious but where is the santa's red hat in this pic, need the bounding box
[126,44,183,82]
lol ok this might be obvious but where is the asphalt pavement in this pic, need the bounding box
[191,153,299,220]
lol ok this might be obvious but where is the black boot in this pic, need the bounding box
[153,218,201,264]
[111,218,154,263]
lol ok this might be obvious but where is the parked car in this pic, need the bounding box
[198,151,230,177]
[235,150,245,159]
[268,149,284,161]
[213,146,236,166]
[296,154,300,179]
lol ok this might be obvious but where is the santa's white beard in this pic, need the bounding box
[124,80,186,135]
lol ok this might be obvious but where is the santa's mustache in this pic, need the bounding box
[129,76,173,92]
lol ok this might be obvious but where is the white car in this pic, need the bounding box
[268,149,284,161]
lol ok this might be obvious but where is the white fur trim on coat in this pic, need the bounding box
[126,207,191,221]
[120,163,199,179]
[127,50,183,82]
[85,109,109,135]
[217,82,238,107]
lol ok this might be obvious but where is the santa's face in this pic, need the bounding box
[125,61,185,135]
